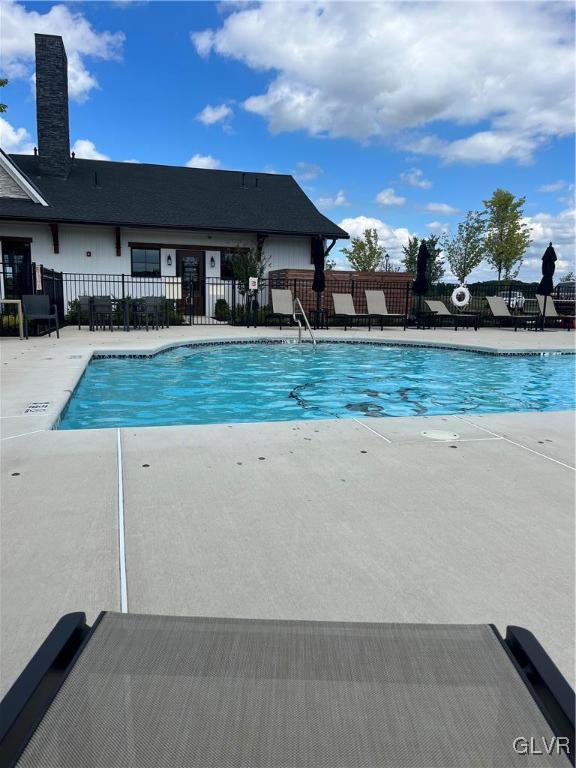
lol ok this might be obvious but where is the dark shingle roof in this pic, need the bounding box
[0,155,348,239]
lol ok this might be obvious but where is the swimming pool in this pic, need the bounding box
[57,342,575,430]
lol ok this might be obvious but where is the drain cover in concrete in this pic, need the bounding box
[24,402,50,413]
[421,430,460,441]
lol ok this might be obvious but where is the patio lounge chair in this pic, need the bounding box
[1,612,574,767]
[537,295,575,331]
[21,294,59,339]
[424,300,479,331]
[271,289,294,329]
[332,293,371,330]
[486,296,538,331]
[365,290,406,330]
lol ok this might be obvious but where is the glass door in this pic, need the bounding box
[1,239,32,298]
[176,250,205,316]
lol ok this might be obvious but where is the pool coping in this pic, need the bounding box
[52,336,575,430]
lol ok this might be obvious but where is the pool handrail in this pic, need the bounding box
[293,298,316,346]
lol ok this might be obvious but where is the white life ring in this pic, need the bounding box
[451,284,471,308]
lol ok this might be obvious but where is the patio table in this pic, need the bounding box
[1,612,573,767]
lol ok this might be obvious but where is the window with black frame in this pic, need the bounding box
[220,250,235,280]
[131,247,161,277]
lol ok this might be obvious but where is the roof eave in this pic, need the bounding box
[0,213,348,239]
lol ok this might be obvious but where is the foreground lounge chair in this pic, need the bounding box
[424,299,479,331]
[332,293,371,330]
[365,290,406,330]
[21,294,59,339]
[486,296,537,331]
[1,612,573,766]
[537,294,575,331]
[271,288,294,329]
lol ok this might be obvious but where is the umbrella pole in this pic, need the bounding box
[542,295,547,332]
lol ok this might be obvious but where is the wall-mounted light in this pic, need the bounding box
[86,251,92,258]
[166,254,172,266]
[210,255,216,269]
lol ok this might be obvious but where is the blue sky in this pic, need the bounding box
[1,0,574,280]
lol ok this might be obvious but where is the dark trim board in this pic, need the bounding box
[0,236,33,243]
[0,216,348,240]
[128,242,238,252]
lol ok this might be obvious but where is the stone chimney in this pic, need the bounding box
[35,34,70,177]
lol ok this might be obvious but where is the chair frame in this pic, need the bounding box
[21,295,60,340]
[365,290,406,331]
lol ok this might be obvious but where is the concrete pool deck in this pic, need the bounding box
[1,325,575,695]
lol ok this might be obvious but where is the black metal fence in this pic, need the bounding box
[2,270,573,335]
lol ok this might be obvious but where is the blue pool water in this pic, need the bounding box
[57,343,575,430]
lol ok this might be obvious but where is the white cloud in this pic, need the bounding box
[426,221,450,235]
[538,181,566,193]
[523,208,575,272]
[0,117,35,154]
[294,161,322,180]
[192,2,574,164]
[0,0,124,102]
[424,202,459,214]
[338,215,412,266]
[399,168,431,189]
[196,103,233,125]
[376,187,405,206]
[317,190,349,208]
[185,153,221,169]
[71,139,110,161]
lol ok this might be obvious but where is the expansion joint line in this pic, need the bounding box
[116,428,128,612]
[453,415,575,471]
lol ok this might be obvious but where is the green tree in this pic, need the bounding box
[0,78,7,113]
[325,256,337,271]
[442,211,485,284]
[401,234,444,282]
[231,247,270,295]
[483,188,532,281]
[559,270,575,282]
[341,228,387,271]
[424,234,446,284]
[401,235,420,273]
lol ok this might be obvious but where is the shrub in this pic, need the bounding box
[214,298,231,321]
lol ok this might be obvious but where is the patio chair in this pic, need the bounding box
[486,296,538,332]
[21,294,59,339]
[77,296,93,331]
[424,300,479,331]
[133,296,164,331]
[271,289,294,329]
[332,293,371,330]
[536,295,575,331]
[2,612,574,767]
[365,290,406,330]
[92,296,114,332]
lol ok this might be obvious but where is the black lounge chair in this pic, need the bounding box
[425,299,480,331]
[487,296,538,331]
[21,295,59,339]
[1,612,573,767]
[537,295,575,331]
[77,296,93,330]
[333,293,371,330]
[270,288,295,329]
[365,289,406,330]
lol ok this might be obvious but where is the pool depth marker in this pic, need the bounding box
[116,428,128,612]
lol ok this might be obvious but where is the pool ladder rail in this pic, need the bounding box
[293,298,316,346]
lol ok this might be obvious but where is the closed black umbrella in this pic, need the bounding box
[412,240,429,316]
[538,242,557,330]
[311,237,325,319]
